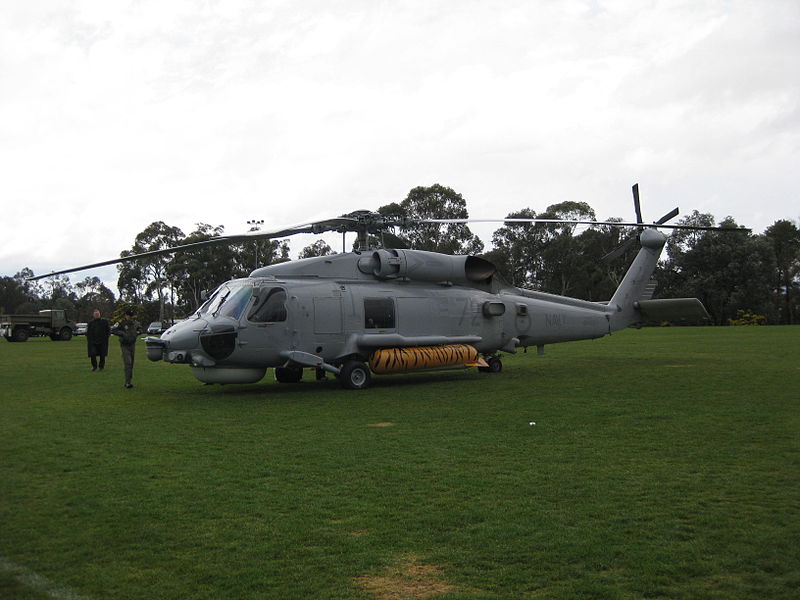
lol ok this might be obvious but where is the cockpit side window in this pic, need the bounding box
[248,288,287,323]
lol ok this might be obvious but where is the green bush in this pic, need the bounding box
[728,308,767,325]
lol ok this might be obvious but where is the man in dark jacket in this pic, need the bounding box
[86,309,111,371]
[111,307,141,388]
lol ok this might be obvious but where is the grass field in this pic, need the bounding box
[1,327,798,599]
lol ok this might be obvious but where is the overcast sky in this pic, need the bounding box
[1,0,798,290]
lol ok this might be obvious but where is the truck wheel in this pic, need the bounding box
[56,327,72,341]
[12,327,29,342]
[338,360,372,390]
[274,366,303,383]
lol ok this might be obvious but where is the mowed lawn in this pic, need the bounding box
[1,326,798,599]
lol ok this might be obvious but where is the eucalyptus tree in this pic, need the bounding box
[74,276,116,320]
[299,240,336,259]
[0,269,41,313]
[42,274,75,304]
[487,202,606,297]
[657,216,776,324]
[232,238,290,277]
[663,210,717,262]
[118,221,184,321]
[168,223,238,314]
[764,219,800,324]
[570,221,637,301]
[393,184,484,255]
[487,208,546,288]
[534,201,596,296]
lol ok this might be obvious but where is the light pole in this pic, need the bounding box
[247,219,264,269]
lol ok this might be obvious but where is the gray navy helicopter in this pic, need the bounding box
[33,185,738,389]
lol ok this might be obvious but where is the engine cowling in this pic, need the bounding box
[360,249,496,285]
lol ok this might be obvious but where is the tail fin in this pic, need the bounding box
[640,278,657,302]
[608,229,667,331]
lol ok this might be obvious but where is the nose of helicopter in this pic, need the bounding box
[145,319,206,363]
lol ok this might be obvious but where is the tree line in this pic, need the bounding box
[2,184,798,326]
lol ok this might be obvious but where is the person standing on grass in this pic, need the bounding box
[86,309,111,371]
[111,307,141,388]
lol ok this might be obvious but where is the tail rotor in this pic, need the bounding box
[602,184,680,262]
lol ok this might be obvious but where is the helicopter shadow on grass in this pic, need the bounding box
[173,367,488,400]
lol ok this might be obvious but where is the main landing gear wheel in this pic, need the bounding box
[478,356,502,373]
[274,366,303,383]
[338,360,372,390]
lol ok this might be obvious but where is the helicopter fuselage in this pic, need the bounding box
[146,248,616,386]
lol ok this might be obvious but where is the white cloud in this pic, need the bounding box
[1,0,798,290]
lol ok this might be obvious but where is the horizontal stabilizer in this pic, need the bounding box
[635,298,710,322]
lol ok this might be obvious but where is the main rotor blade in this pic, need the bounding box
[632,183,643,224]
[28,237,230,280]
[415,217,747,231]
[28,203,750,282]
[27,217,358,281]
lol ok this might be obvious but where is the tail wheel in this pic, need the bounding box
[274,366,303,383]
[338,360,372,390]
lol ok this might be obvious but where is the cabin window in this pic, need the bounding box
[248,288,287,323]
[364,298,395,329]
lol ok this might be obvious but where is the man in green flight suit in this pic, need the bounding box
[112,307,141,388]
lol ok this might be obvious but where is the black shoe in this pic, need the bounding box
[92,367,97,371]
[124,383,133,388]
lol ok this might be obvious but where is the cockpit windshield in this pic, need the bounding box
[218,285,253,320]
[194,281,252,319]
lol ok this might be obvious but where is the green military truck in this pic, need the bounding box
[0,309,76,342]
